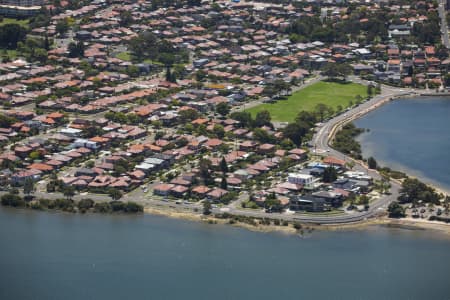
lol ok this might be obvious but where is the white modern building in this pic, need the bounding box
[288,173,314,186]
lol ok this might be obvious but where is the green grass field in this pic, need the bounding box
[0,17,29,28]
[115,51,165,66]
[115,51,132,61]
[247,81,368,122]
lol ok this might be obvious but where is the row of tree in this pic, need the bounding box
[1,191,142,213]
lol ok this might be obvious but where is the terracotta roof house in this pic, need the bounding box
[258,143,275,154]
[153,183,174,196]
[323,156,346,167]
[27,163,54,172]
[171,185,189,197]
[192,185,210,198]
[205,138,223,149]
[207,188,228,201]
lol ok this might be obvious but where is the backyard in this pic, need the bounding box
[247,81,368,122]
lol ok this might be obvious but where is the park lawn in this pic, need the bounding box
[4,49,18,58]
[0,17,29,28]
[115,51,164,65]
[247,81,368,122]
[116,51,132,61]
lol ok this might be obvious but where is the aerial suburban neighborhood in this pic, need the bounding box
[0,0,449,226]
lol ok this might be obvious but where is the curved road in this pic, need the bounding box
[222,81,414,224]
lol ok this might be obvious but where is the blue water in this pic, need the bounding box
[355,97,450,192]
[0,207,450,300]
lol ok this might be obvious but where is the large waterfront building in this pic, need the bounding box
[0,0,44,16]
[0,0,44,6]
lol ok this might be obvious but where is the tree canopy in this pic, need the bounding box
[398,178,441,204]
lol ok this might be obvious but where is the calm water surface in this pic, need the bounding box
[355,97,450,192]
[0,207,450,300]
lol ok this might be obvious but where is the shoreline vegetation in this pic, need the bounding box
[0,193,144,214]
[2,192,450,236]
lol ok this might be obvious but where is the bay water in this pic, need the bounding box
[0,207,449,300]
[355,97,450,192]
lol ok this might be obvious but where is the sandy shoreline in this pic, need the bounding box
[143,206,450,236]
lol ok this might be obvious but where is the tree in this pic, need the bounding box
[78,198,94,211]
[265,193,282,212]
[398,178,440,204]
[220,157,228,174]
[1,193,25,207]
[165,66,176,83]
[253,128,275,144]
[33,48,48,62]
[282,121,310,146]
[55,18,69,36]
[367,85,374,98]
[220,176,228,190]
[0,24,27,49]
[254,110,272,127]
[63,186,75,200]
[119,10,133,26]
[216,102,230,117]
[125,201,143,213]
[230,111,252,128]
[213,124,225,139]
[322,167,337,183]
[295,111,317,126]
[203,200,212,215]
[23,178,35,199]
[314,103,333,122]
[322,63,352,81]
[44,34,50,50]
[359,195,370,205]
[199,159,212,185]
[109,188,123,201]
[262,85,277,99]
[367,157,377,169]
[387,201,405,218]
[68,41,84,58]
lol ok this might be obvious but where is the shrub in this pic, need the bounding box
[125,202,143,213]
[110,201,126,212]
[1,193,25,207]
[52,198,75,212]
[78,198,94,210]
[30,201,43,210]
[94,202,112,213]
[293,222,303,230]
